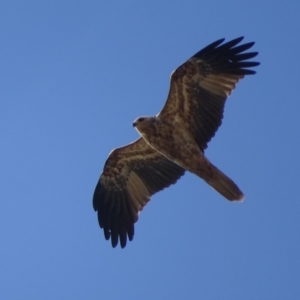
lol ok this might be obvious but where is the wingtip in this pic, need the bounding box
[93,180,103,211]
[233,36,244,43]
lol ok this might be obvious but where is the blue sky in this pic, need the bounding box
[1,1,300,299]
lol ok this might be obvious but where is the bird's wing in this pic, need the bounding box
[93,138,185,248]
[158,37,260,151]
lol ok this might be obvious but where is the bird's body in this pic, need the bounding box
[134,115,244,201]
[93,37,260,248]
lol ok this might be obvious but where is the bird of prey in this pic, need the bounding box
[93,37,259,248]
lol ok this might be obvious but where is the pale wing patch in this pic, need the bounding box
[126,171,150,212]
[199,74,244,97]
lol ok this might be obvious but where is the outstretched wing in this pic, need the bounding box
[93,138,185,248]
[158,37,260,151]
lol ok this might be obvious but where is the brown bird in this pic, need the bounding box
[93,37,259,248]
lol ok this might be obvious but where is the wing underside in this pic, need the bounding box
[93,138,185,248]
[159,36,259,151]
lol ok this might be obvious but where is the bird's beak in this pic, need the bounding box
[132,122,137,127]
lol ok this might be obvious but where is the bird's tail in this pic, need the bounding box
[204,163,244,201]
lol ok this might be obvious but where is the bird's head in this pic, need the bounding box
[132,116,155,135]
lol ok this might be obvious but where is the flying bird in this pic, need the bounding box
[93,37,259,248]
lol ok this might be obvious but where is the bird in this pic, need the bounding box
[93,36,259,248]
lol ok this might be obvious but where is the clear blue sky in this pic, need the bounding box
[1,1,299,299]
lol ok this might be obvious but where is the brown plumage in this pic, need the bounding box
[93,37,259,248]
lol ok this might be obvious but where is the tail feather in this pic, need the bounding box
[205,163,244,201]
